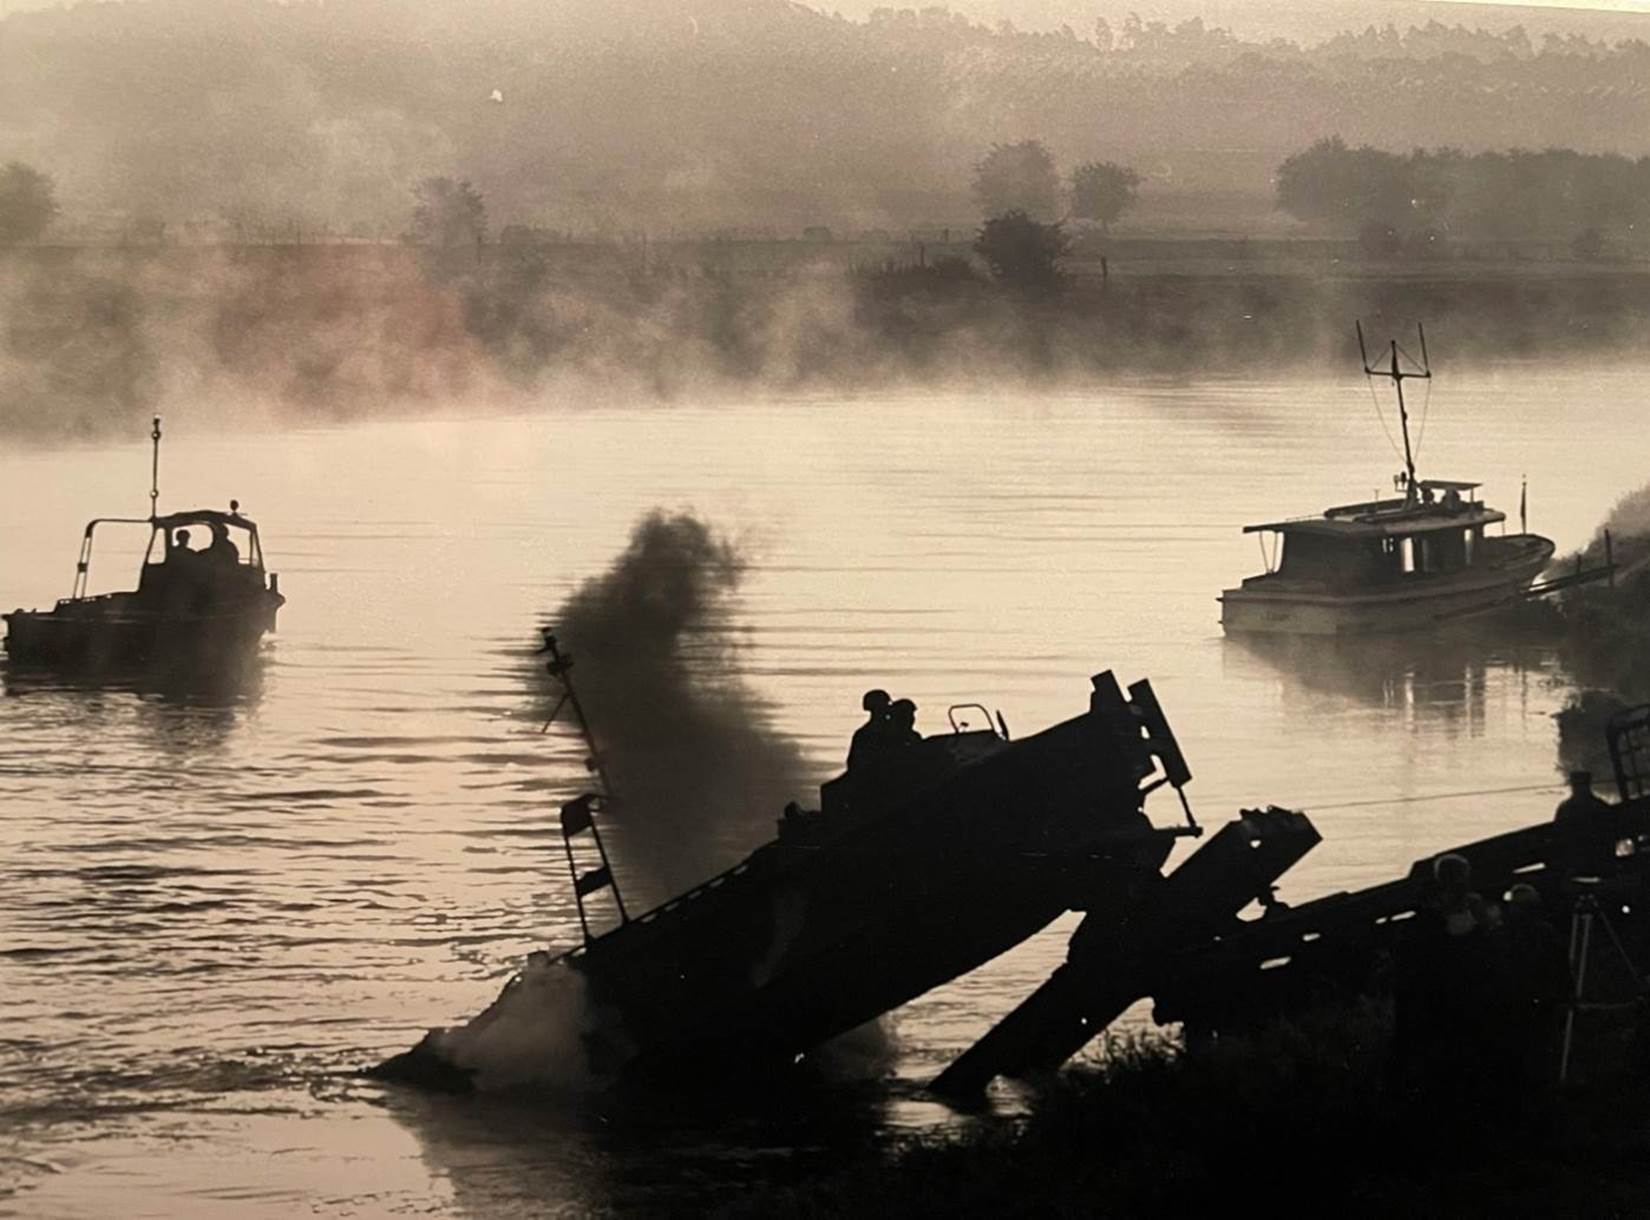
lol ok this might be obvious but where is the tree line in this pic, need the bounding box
[5,0,1650,237]
[1278,138,1650,252]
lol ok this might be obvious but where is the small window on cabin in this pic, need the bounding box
[1463,528,1475,566]
[1400,537,1416,574]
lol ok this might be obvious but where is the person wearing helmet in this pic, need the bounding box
[847,688,892,771]
[886,698,921,749]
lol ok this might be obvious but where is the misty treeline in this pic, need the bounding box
[972,142,1139,229]
[16,237,1650,437]
[4,1,1650,238]
[1279,139,1650,252]
[0,162,58,245]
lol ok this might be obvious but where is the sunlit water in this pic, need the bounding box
[2,367,1646,1216]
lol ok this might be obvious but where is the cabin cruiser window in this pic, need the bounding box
[1277,533,1385,584]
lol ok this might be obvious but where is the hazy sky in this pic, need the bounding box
[821,0,1650,40]
[1,0,1647,29]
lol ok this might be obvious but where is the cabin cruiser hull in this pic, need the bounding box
[3,591,284,672]
[375,673,1190,1088]
[1220,534,1554,636]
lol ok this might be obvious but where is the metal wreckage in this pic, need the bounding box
[375,631,1650,1095]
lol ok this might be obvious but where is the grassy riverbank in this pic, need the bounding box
[724,1005,1650,1218]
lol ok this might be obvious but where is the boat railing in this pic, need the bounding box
[562,857,760,961]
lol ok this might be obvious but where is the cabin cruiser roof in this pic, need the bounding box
[1243,503,1504,539]
[87,509,260,531]
[153,509,258,530]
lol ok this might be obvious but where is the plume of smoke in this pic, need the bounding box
[1545,476,1650,777]
[543,511,814,901]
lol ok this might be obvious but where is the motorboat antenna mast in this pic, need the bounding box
[1356,322,1431,503]
[538,627,629,941]
[149,416,162,520]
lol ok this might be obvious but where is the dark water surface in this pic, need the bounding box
[2,370,1645,1216]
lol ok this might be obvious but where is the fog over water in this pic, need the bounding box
[1,366,1645,1214]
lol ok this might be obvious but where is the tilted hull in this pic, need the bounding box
[1220,534,1554,636]
[572,714,1172,1079]
[376,673,1190,1088]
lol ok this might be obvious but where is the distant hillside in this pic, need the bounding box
[3,0,1649,236]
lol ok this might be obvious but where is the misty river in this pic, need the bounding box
[2,365,1647,1216]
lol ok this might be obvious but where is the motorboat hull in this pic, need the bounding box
[3,591,284,672]
[1220,534,1554,636]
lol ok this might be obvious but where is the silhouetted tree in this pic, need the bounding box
[0,162,59,244]
[974,210,1069,291]
[126,214,167,247]
[1358,220,1403,258]
[1276,137,1411,229]
[411,176,487,247]
[972,141,1059,221]
[1070,161,1141,230]
[1572,227,1605,261]
[1279,138,1650,243]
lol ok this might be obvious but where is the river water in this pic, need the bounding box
[1,367,1645,1216]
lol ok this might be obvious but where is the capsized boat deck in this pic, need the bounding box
[375,665,1207,1088]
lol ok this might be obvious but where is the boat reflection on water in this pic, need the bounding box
[377,1059,908,1217]
[1222,630,1554,735]
[1,653,267,750]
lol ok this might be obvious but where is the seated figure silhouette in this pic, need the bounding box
[847,689,892,772]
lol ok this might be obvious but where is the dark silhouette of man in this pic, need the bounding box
[1393,853,1504,1110]
[887,698,921,748]
[1499,883,1572,1093]
[206,521,240,567]
[1555,771,1612,824]
[1554,770,1616,879]
[847,689,892,771]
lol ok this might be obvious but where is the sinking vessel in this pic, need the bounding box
[1220,326,1576,636]
[377,633,1650,1097]
[2,418,285,674]
[374,633,1205,1088]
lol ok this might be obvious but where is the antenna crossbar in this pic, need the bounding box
[1354,322,1433,499]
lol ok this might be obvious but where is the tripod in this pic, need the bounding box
[1558,890,1646,1084]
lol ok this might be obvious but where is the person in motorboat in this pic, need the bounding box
[207,521,240,567]
[168,528,196,566]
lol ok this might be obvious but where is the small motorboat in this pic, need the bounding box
[2,418,285,674]
[1220,325,1576,636]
